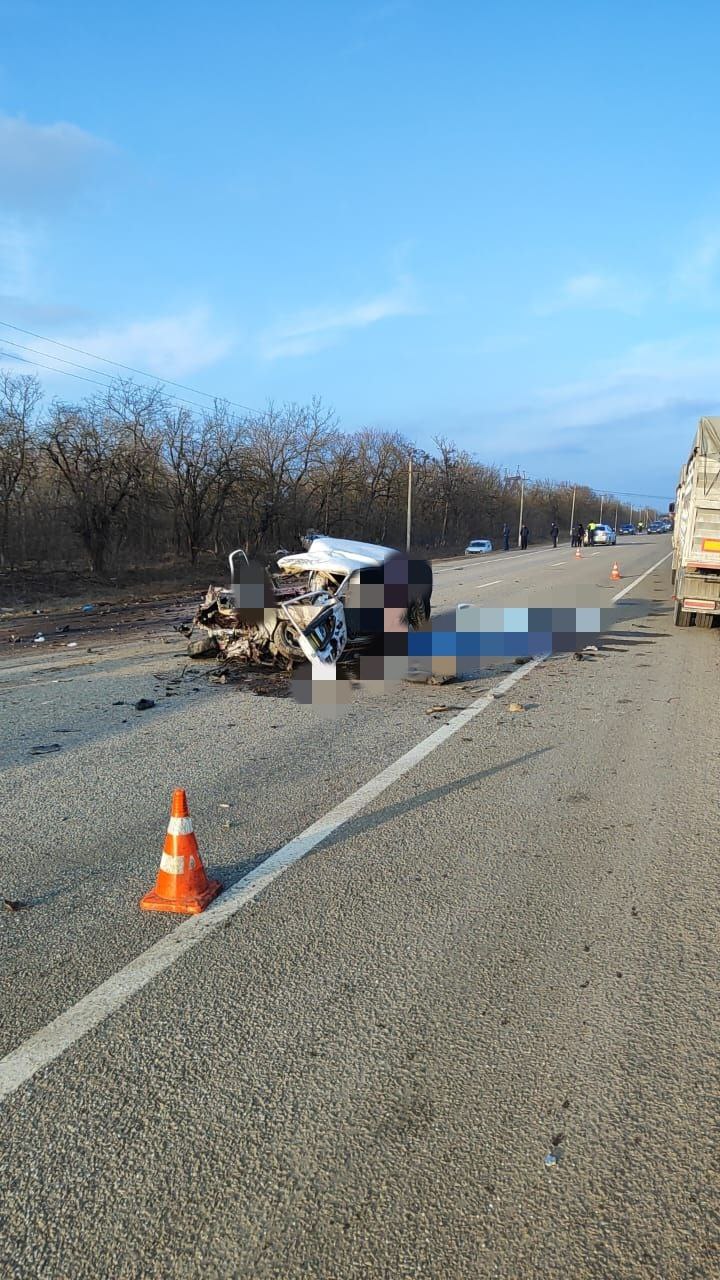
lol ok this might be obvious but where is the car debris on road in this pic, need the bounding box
[189,535,433,673]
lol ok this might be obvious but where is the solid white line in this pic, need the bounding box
[612,551,672,603]
[0,654,548,1105]
[551,560,565,566]
[433,545,570,574]
[476,579,502,590]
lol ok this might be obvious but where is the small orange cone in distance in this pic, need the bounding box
[575,546,582,558]
[140,789,221,915]
[611,561,621,580]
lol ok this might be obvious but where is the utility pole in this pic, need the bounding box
[569,485,576,540]
[516,472,526,547]
[405,453,413,552]
[599,494,605,523]
[613,504,618,532]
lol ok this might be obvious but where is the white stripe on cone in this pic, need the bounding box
[160,853,185,876]
[167,816,194,836]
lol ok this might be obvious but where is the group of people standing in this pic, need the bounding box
[502,521,560,551]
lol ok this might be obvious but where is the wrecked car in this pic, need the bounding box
[189,535,432,669]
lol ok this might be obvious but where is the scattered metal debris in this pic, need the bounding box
[134,698,156,711]
[29,743,61,755]
[189,537,432,674]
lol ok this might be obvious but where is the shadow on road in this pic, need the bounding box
[212,747,555,881]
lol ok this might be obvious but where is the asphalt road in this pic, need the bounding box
[1,535,718,1278]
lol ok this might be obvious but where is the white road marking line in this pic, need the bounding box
[612,551,672,603]
[0,655,548,1105]
[476,579,502,590]
[433,545,571,573]
[551,560,565,566]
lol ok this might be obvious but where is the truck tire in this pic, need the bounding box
[673,598,692,627]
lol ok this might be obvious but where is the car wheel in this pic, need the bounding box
[273,620,306,661]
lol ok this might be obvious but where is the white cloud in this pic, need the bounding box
[0,113,113,211]
[432,333,720,483]
[535,271,646,317]
[261,277,421,359]
[517,333,720,435]
[65,307,235,380]
[0,307,235,385]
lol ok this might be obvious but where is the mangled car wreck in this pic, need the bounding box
[189,535,432,670]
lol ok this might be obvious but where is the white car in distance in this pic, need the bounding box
[464,539,493,555]
[586,523,617,546]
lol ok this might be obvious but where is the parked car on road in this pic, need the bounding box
[618,523,636,535]
[647,520,666,533]
[464,539,493,555]
[584,523,617,546]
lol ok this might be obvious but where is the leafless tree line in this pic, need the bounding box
[0,372,637,581]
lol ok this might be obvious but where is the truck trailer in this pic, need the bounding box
[672,417,720,627]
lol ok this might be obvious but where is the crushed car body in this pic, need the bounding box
[190,535,432,670]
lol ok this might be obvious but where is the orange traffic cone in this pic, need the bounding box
[611,561,621,580]
[140,789,221,915]
[575,546,582,558]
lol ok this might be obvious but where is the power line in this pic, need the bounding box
[1,347,116,392]
[0,317,259,415]
[504,472,671,503]
[0,337,234,417]
[0,322,676,503]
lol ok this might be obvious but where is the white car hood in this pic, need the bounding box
[277,536,399,577]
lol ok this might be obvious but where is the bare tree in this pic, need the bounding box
[43,382,162,574]
[162,402,242,563]
[0,373,41,567]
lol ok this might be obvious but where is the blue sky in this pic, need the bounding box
[2,0,720,504]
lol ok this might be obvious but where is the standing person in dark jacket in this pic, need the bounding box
[550,520,559,548]
[520,523,529,550]
[503,522,511,551]
[577,522,585,547]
